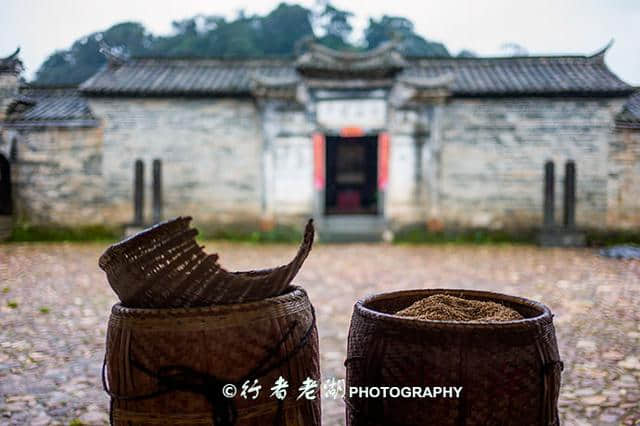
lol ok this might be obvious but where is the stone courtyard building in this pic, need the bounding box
[0,43,638,239]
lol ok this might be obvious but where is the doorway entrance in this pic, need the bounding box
[325,135,378,215]
[0,154,12,215]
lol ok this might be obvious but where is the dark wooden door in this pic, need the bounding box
[0,154,12,215]
[325,135,378,215]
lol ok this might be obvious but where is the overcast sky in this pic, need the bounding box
[1,0,638,85]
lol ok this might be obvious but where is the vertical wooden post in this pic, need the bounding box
[543,160,555,229]
[563,160,576,229]
[152,159,162,224]
[133,159,144,226]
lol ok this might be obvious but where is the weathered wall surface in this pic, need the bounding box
[387,107,431,224]
[88,98,264,227]
[272,134,314,217]
[607,128,640,228]
[436,98,627,229]
[259,101,314,224]
[12,126,104,225]
[5,92,635,233]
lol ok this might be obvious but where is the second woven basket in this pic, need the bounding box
[345,289,562,426]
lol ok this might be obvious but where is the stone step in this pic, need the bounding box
[537,228,586,247]
[315,215,387,242]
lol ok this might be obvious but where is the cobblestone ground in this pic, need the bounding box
[1,242,639,425]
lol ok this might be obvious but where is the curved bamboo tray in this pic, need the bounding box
[99,217,315,308]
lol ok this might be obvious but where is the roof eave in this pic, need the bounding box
[80,89,636,99]
[80,90,255,98]
[615,118,640,129]
[2,119,100,128]
[451,89,635,99]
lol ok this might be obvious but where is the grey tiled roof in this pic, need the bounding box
[616,92,640,128]
[402,55,632,96]
[5,88,97,127]
[80,51,633,97]
[80,59,295,96]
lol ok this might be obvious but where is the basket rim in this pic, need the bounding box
[355,288,553,330]
[111,285,308,317]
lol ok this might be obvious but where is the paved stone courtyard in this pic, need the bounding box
[1,242,639,425]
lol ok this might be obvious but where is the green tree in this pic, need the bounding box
[315,4,355,50]
[33,3,456,86]
[259,3,314,55]
[364,15,449,56]
[34,22,151,85]
[148,4,314,58]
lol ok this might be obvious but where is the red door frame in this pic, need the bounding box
[377,132,389,190]
[313,129,389,197]
[312,132,325,190]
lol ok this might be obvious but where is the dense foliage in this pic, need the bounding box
[34,2,457,86]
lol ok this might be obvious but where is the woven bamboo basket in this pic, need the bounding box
[99,217,315,308]
[104,286,321,425]
[345,289,562,426]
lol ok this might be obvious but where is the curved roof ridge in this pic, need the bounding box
[129,56,294,64]
[408,41,616,63]
[305,40,400,61]
[407,54,595,64]
[587,39,614,63]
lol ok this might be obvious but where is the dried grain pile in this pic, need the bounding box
[395,294,523,322]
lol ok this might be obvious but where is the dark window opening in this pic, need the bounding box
[325,135,378,215]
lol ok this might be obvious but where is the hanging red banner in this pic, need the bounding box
[313,132,325,189]
[378,132,389,190]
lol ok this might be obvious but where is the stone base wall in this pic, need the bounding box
[89,98,264,227]
[607,128,640,228]
[12,126,104,225]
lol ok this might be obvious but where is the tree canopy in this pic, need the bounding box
[365,15,449,56]
[34,2,455,86]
